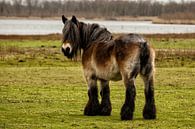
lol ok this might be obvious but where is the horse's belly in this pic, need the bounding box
[96,70,122,81]
[92,53,122,81]
[95,63,122,81]
[109,72,122,81]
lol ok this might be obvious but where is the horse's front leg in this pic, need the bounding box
[120,77,136,120]
[100,79,112,116]
[84,75,100,116]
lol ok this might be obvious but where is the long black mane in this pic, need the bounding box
[79,22,113,49]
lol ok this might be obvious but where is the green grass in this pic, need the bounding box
[149,38,195,49]
[0,40,61,48]
[0,67,194,129]
[0,39,195,128]
[0,38,195,49]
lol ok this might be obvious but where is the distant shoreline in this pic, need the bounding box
[1,16,195,25]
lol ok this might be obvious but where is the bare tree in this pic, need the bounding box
[0,0,194,20]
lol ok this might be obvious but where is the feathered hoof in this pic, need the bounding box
[120,105,133,120]
[100,104,112,116]
[84,100,100,116]
[143,104,156,119]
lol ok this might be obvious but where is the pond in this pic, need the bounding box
[0,19,195,35]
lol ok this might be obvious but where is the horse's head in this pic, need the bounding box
[61,15,80,59]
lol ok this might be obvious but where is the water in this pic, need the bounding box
[0,19,195,35]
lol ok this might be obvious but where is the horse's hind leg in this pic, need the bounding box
[120,76,136,120]
[99,79,112,116]
[141,68,156,119]
[84,76,100,116]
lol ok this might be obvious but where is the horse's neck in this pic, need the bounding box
[79,23,112,49]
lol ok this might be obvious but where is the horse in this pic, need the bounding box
[61,15,156,120]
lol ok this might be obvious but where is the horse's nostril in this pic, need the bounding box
[65,47,70,54]
[61,47,65,53]
[62,47,71,56]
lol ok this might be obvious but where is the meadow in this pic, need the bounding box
[0,37,194,129]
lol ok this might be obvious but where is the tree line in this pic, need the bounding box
[0,0,194,20]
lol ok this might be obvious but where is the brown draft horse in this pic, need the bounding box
[61,15,156,120]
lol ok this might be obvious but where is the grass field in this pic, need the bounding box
[0,38,195,129]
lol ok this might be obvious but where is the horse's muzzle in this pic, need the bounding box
[61,47,72,59]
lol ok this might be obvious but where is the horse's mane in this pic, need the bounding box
[79,22,113,49]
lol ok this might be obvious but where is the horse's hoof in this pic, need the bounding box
[143,113,156,119]
[84,107,100,116]
[120,105,133,120]
[143,104,156,119]
[121,113,133,120]
[84,101,100,116]
[143,110,156,119]
[100,105,112,116]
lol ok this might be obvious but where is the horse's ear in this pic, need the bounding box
[71,15,78,25]
[62,15,67,24]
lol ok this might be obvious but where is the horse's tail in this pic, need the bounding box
[139,41,154,75]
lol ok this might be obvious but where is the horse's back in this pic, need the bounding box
[116,33,146,43]
[114,33,144,61]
